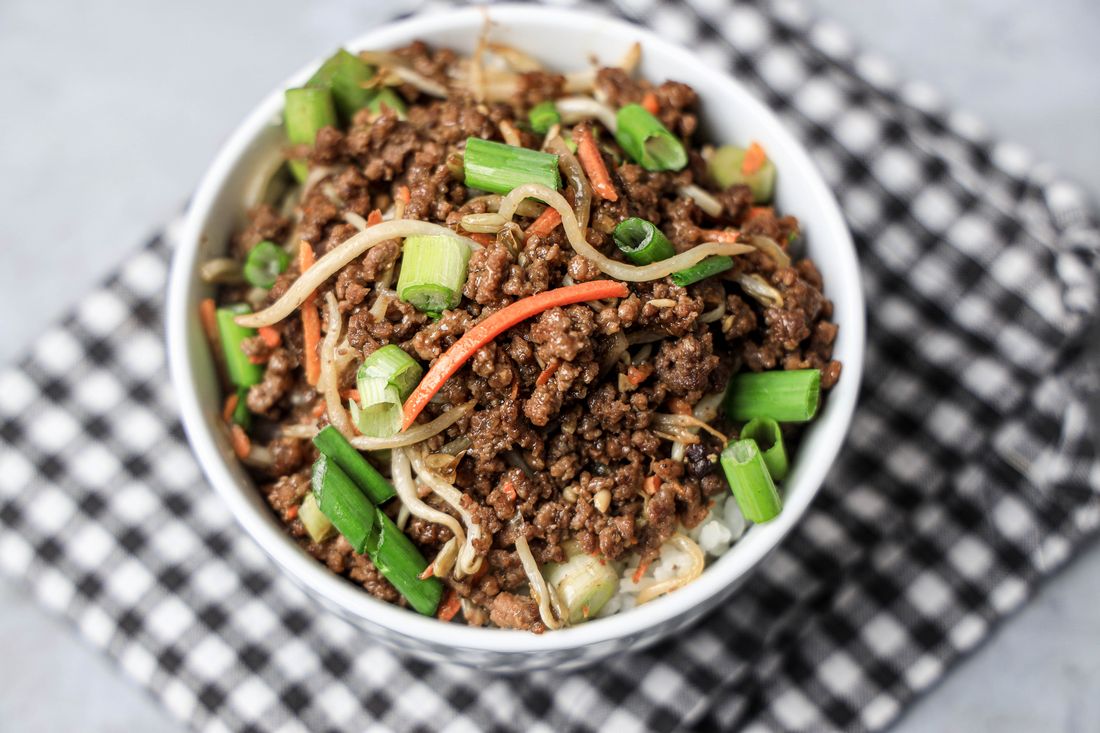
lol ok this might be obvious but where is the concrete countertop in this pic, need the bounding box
[1,1,1097,731]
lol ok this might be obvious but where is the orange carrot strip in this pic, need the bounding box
[230,424,252,459]
[626,363,652,386]
[468,232,495,247]
[643,475,662,496]
[418,563,435,581]
[501,480,517,502]
[367,208,383,227]
[575,125,619,202]
[667,397,693,416]
[397,186,411,207]
[199,298,219,349]
[697,229,742,244]
[258,325,282,349]
[525,207,562,238]
[286,504,299,521]
[642,91,660,115]
[248,354,268,365]
[742,142,767,175]
[436,590,461,621]
[536,359,560,386]
[749,206,773,219]
[402,280,629,429]
[222,393,239,422]
[298,242,322,387]
[632,560,650,584]
[311,401,326,418]
[340,388,361,402]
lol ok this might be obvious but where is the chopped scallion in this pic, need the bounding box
[614,104,687,171]
[312,425,396,504]
[720,439,782,523]
[307,49,376,121]
[216,304,264,387]
[243,240,290,289]
[544,551,618,623]
[311,456,377,554]
[353,378,403,438]
[367,509,443,616]
[529,101,561,134]
[368,88,408,119]
[725,369,821,423]
[740,417,789,481]
[613,217,675,265]
[463,137,561,194]
[670,255,734,287]
[708,144,777,203]
[284,87,338,182]
[396,235,472,312]
[232,386,252,430]
[298,493,334,544]
[357,344,423,400]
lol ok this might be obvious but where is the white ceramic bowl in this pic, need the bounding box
[167,4,865,672]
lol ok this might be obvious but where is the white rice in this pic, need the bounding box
[597,491,749,617]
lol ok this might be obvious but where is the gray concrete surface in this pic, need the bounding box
[0,1,1097,731]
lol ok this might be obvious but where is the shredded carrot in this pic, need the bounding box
[642,91,660,115]
[643,475,662,495]
[525,207,562,238]
[311,401,326,418]
[536,359,560,386]
[418,563,435,581]
[468,232,495,247]
[632,561,650,585]
[230,424,251,459]
[222,393,239,422]
[436,590,461,621]
[298,242,322,387]
[401,280,629,429]
[626,363,653,386]
[258,325,282,349]
[340,388,361,402]
[397,186,411,207]
[742,142,767,175]
[667,397,693,415]
[697,228,742,244]
[247,354,268,365]
[199,298,220,349]
[367,208,383,227]
[286,504,299,521]
[749,206,773,219]
[501,480,517,502]
[574,125,619,202]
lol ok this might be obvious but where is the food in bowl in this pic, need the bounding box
[199,38,842,632]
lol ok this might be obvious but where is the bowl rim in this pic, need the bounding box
[167,3,865,654]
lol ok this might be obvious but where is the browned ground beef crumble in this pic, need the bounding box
[221,40,841,631]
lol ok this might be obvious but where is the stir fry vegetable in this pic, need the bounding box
[670,255,734,287]
[725,369,822,423]
[243,240,290,289]
[284,87,337,181]
[614,103,687,171]
[709,143,777,203]
[311,455,378,553]
[545,550,619,623]
[740,417,789,481]
[396,235,472,312]
[307,49,376,121]
[463,137,561,194]
[720,439,782,523]
[613,217,675,265]
[313,425,396,504]
[528,100,561,134]
[215,304,263,387]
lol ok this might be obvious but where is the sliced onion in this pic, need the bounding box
[486,42,544,72]
[748,235,791,269]
[235,221,480,328]
[545,134,592,232]
[563,68,596,94]
[498,184,755,282]
[735,272,785,308]
[357,51,450,98]
[349,400,475,450]
[679,184,723,218]
[555,96,618,133]
[618,42,642,76]
[390,448,468,578]
[636,534,705,604]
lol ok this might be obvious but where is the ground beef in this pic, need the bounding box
[221,41,843,630]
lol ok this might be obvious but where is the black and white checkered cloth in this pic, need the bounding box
[2,0,1098,730]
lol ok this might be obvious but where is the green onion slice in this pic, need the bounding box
[215,304,264,388]
[529,101,561,134]
[357,344,423,401]
[367,509,443,616]
[312,425,396,504]
[720,439,782,523]
[614,104,687,172]
[670,255,734,287]
[353,378,403,438]
[463,137,561,195]
[311,456,377,554]
[740,417,789,481]
[243,240,290,289]
[396,235,472,312]
[544,551,618,623]
[708,145,777,203]
[368,88,408,119]
[307,49,376,121]
[724,369,822,423]
[298,493,334,544]
[613,218,675,265]
[284,87,338,182]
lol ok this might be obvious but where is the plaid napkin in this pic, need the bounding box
[2,0,1099,730]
